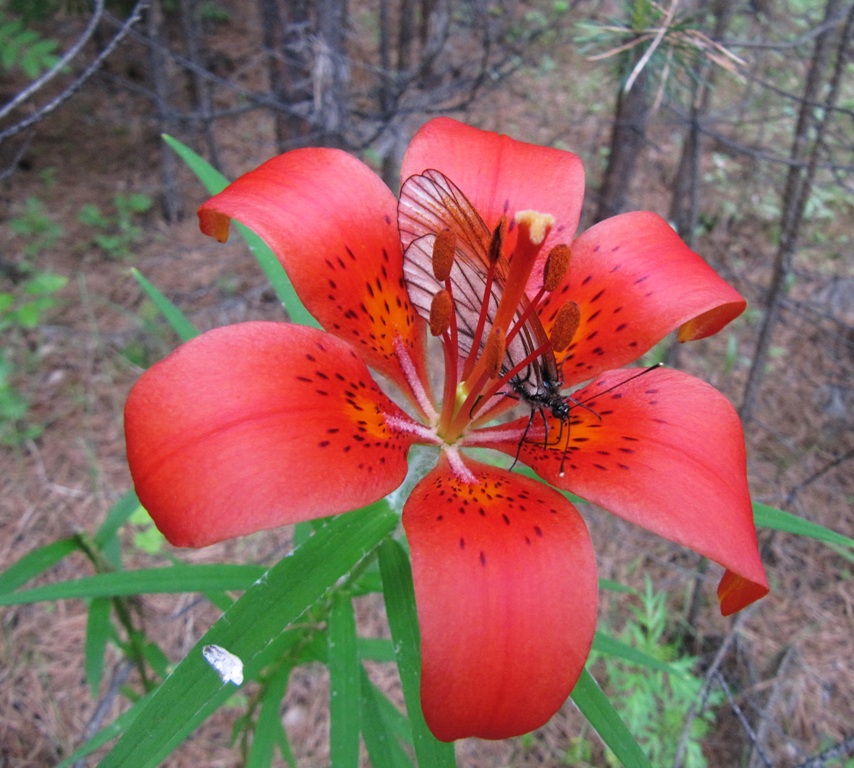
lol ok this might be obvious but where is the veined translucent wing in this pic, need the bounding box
[398,169,559,395]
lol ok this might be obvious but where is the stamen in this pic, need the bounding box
[429,289,453,337]
[543,244,571,292]
[432,229,456,281]
[443,445,477,485]
[461,218,504,380]
[384,414,441,444]
[488,216,506,264]
[550,300,581,353]
[393,335,439,424]
[481,327,505,379]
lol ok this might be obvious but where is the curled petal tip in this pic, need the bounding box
[198,207,232,243]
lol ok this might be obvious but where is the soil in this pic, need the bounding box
[1,5,852,768]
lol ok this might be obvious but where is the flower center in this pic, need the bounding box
[427,209,577,446]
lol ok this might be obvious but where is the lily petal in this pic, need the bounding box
[400,117,585,256]
[481,368,768,614]
[198,149,428,398]
[125,322,417,547]
[539,211,746,386]
[403,456,597,741]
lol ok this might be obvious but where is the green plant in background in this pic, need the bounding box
[9,196,63,260]
[0,10,60,78]
[0,269,67,445]
[598,577,723,768]
[78,192,153,259]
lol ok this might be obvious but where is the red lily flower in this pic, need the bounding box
[125,117,768,742]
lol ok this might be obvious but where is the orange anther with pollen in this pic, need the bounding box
[550,300,581,353]
[488,216,507,265]
[482,326,506,378]
[429,289,454,336]
[432,229,457,281]
[543,244,571,292]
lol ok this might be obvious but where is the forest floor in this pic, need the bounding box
[1,9,853,768]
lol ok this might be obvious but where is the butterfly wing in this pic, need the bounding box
[399,169,558,391]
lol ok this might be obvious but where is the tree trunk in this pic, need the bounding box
[739,0,852,424]
[594,54,650,222]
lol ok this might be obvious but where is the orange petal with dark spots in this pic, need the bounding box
[403,456,597,741]
[198,148,428,400]
[125,322,417,547]
[481,367,768,615]
[540,211,746,387]
[400,117,585,259]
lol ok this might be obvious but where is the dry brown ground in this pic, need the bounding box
[2,10,853,768]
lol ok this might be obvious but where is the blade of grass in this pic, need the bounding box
[131,268,199,342]
[754,502,854,548]
[85,596,112,692]
[360,666,414,768]
[571,667,652,768]
[100,501,398,768]
[0,537,80,594]
[0,564,268,605]
[56,689,158,768]
[378,538,456,768]
[593,631,683,676]
[247,662,294,768]
[94,490,143,548]
[329,591,361,768]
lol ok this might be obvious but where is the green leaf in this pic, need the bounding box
[94,490,144,548]
[55,689,158,768]
[99,501,398,768]
[161,134,228,193]
[359,667,414,768]
[358,636,397,662]
[571,668,652,768]
[378,538,457,768]
[754,502,854,548]
[328,591,361,768]
[0,537,80,594]
[0,563,268,605]
[246,662,294,768]
[162,134,318,328]
[131,268,199,343]
[592,631,683,676]
[85,597,112,692]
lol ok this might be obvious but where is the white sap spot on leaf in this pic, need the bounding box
[203,644,244,685]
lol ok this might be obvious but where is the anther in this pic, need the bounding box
[482,327,506,378]
[487,216,506,264]
[432,229,456,281]
[429,289,453,336]
[550,300,581,352]
[543,244,571,292]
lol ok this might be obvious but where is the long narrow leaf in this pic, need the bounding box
[378,539,456,768]
[131,268,199,342]
[247,662,294,768]
[0,564,268,605]
[85,597,112,692]
[162,134,317,327]
[329,591,361,768]
[55,689,158,768]
[0,537,80,594]
[360,666,414,768]
[754,502,854,548]
[592,631,684,676]
[100,501,398,768]
[94,490,143,548]
[571,667,652,768]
